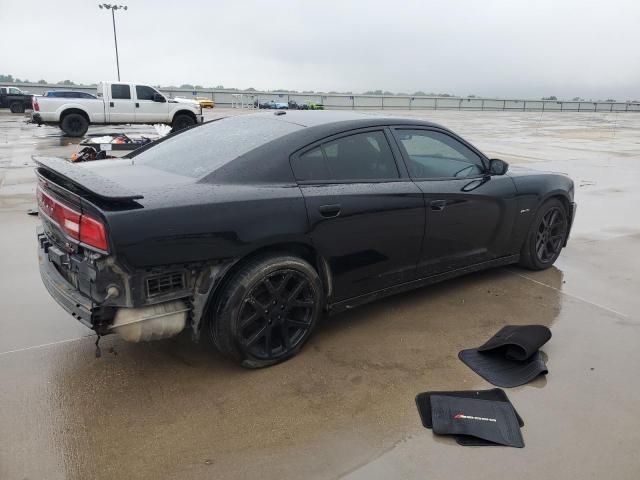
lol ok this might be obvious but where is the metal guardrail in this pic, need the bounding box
[9,82,640,112]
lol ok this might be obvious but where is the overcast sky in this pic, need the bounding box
[2,0,639,99]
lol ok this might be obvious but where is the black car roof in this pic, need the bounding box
[245,110,445,130]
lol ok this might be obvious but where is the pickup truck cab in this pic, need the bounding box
[0,86,33,113]
[31,81,203,137]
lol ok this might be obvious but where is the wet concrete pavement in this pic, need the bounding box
[1,109,639,479]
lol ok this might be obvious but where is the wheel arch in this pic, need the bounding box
[171,109,197,123]
[521,190,572,240]
[540,190,571,213]
[195,241,332,338]
[541,191,575,246]
[60,107,90,123]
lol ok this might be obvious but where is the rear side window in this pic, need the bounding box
[134,116,302,178]
[136,85,157,101]
[292,131,399,182]
[294,147,330,181]
[111,84,131,100]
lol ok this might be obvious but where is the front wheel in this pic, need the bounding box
[171,114,196,133]
[519,198,568,270]
[209,255,323,368]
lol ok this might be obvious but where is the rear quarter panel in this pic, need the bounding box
[103,183,309,269]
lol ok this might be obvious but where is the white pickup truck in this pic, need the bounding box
[31,81,203,137]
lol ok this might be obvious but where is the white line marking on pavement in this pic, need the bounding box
[0,336,94,357]
[506,269,629,319]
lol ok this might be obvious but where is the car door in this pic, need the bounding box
[291,128,425,301]
[107,83,135,123]
[391,127,518,277]
[134,85,169,123]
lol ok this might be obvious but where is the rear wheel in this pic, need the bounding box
[209,255,323,368]
[171,113,196,133]
[10,102,25,113]
[519,199,568,270]
[60,113,89,137]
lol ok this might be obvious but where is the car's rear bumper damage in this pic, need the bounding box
[38,228,115,332]
[38,232,95,329]
[37,227,234,341]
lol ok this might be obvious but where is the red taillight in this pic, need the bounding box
[33,97,40,112]
[37,186,109,251]
[79,214,108,251]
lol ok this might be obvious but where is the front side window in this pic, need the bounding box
[136,85,158,101]
[396,130,485,178]
[9,87,22,94]
[292,131,399,182]
[111,84,131,100]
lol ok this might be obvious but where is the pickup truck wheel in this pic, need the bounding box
[171,114,196,133]
[209,255,323,368]
[61,113,89,137]
[10,102,25,113]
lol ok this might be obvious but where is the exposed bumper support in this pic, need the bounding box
[38,229,95,329]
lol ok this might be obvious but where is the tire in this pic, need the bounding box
[208,254,323,368]
[518,198,568,270]
[60,113,89,137]
[171,113,196,133]
[10,102,25,114]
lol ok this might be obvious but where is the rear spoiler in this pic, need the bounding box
[33,156,143,201]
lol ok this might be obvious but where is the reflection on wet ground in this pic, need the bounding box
[1,110,639,479]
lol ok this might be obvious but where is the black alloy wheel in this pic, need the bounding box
[519,198,568,270]
[535,207,567,263]
[237,269,315,361]
[209,255,322,368]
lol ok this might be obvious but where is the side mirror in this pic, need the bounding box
[489,158,509,175]
[153,93,166,103]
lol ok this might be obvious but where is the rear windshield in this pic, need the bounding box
[133,116,302,178]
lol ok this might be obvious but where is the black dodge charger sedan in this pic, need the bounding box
[36,111,575,367]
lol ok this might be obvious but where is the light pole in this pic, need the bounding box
[98,4,128,81]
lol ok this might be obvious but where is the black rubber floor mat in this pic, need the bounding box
[477,325,551,361]
[430,394,525,448]
[459,325,551,387]
[415,389,524,429]
[416,389,524,446]
[459,348,548,387]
